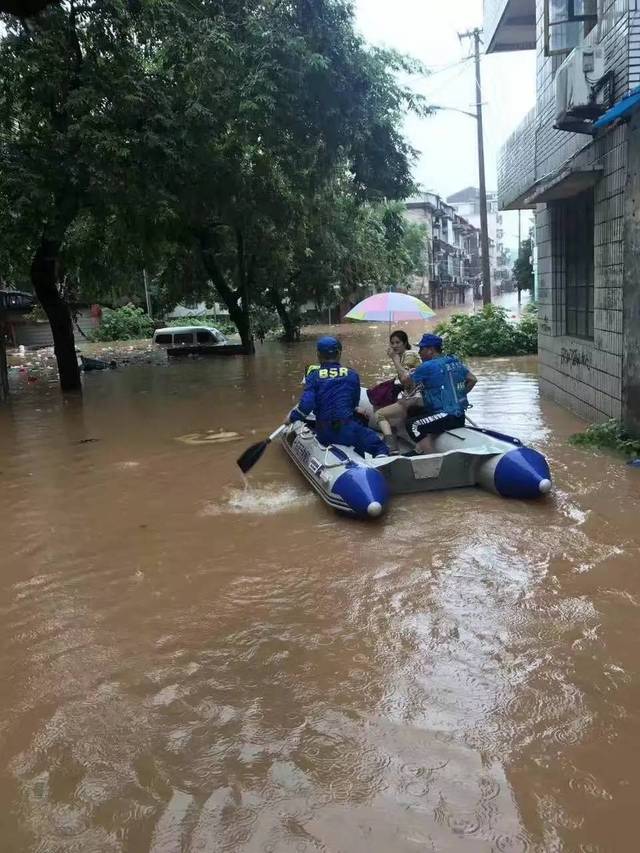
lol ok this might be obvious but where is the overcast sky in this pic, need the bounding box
[354,0,536,250]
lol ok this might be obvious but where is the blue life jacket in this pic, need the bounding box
[413,355,470,417]
[291,362,361,424]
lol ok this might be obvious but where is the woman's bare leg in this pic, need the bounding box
[375,402,405,453]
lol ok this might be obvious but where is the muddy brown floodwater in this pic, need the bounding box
[2,310,640,853]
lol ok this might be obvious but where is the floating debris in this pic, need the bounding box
[175,430,241,445]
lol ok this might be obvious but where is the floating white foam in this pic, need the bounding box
[200,483,314,516]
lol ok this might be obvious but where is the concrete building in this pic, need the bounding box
[485,0,640,431]
[447,187,512,288]
[404,193,482,307]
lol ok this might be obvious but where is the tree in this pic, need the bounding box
[0,0,181,389]
[156,0,425,349]
[253,194,429,340]
[1,0,426,377]
[513,234,534,302]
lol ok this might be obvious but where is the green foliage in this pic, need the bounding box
[251,306,280,341]
[23,304,48,323]
[513,237,534,292]
[436,304,538,358]
[570,419,640,458]
[90,304,154,342]
[146,0,426,343]
[0,0,427,351]
[0,1,176,256]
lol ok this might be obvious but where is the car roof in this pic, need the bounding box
[154,326,221,335]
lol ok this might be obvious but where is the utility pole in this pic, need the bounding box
[459,27,492,305]
[517,209,522,304]
[143,268,152,317]
[518,208,522,252]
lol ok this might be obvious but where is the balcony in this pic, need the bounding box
[484,0,536,54]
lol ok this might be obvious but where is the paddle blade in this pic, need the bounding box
[236,439,269,474]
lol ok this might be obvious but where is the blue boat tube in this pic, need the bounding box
[332,466,390,518]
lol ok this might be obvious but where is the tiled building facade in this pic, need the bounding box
[486,0,640,430]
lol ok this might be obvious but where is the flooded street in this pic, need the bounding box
[2,314,640,852]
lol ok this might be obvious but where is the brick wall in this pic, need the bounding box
[497,0,640,423]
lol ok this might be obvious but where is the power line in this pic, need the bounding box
[424,55,474,77]
[420,57,475,102]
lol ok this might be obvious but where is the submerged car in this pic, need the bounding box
[152,325,245,356]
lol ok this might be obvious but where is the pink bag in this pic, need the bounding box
[367,378,400,408]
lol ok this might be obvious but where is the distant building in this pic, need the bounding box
[447,186,512,288]
[404,194,482,308]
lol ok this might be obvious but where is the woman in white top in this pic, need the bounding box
[375,330,422,454]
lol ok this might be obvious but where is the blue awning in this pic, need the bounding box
[594,86,640,129]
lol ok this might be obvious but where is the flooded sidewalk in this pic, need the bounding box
[1,315,639,852]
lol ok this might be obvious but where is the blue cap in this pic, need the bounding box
[316,335,342,354]
[416,333,443,350]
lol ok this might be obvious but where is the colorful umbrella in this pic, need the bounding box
[345,291,435,324]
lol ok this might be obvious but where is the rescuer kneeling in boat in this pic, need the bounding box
[392,333,477,454]
[286,336,389,458]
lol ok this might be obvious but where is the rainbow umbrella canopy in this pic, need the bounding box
[345,291,435,324]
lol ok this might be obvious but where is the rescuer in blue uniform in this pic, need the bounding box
[392,333,477,453]
[287,336,389,457]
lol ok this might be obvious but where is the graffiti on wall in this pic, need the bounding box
[560,347,592,370]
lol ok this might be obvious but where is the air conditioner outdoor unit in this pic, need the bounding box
[555,45,607,129]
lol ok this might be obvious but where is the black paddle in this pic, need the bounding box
[236,424,287,474]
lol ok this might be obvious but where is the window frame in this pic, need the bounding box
[555,189,595,341]
[173,331,195,345]
[544,0,598,56]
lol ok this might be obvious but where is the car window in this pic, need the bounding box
[155,333,172,344]
[196,330,215,343]
[173,332,193,344]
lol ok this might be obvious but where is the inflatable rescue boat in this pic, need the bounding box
[280,390,552,519]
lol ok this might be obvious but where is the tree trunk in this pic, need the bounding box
[197,229,255,353]
[270,287,300,342]
[31,237,81,392]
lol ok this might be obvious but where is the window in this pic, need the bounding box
[196,330,215,344]
[556,189,595,339]
[545,0,597,55]
[173,332,194,345]
[155,333,172,344]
